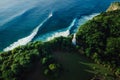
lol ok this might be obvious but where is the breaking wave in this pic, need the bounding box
[35,18,77,41]
[4,13,52,51]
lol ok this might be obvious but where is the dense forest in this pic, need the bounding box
[0,37,74,80]
[0,2,120,80]
[76,10,120,78]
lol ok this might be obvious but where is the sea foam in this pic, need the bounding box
[4,13,52,51]
[78,13,99,27]
[72,13,99,45]
[37,18,77,41]
[4,13,99,51]
[46,13,99,42]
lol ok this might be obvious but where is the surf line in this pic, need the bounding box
[72,13,100,46]
[45,18,77,41]
[4,13,53,51]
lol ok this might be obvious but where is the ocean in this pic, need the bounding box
[0,0,119,51]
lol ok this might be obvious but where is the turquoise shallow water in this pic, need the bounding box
[0,0,119,51]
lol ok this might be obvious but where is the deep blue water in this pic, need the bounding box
[0,0,119,51]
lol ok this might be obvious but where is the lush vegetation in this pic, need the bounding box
[0,4,120,80]
[76,10,120,77]
[0,36,76,80]
[0,41,62,80]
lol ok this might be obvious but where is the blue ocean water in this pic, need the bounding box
[0,0,119,51]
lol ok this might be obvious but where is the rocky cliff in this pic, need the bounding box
[106,2,120,12]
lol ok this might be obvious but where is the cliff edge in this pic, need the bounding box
[106,2,120,12]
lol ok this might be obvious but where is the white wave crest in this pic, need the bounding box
[46,29,69,41]
[72,13,100,45]
[4,13,52,51]
[68,18,77,30]
[45,13,99,42]
[78,13,99,26]
[37,13,99,45]
[45,18,77,41]
[72,33,76,45]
